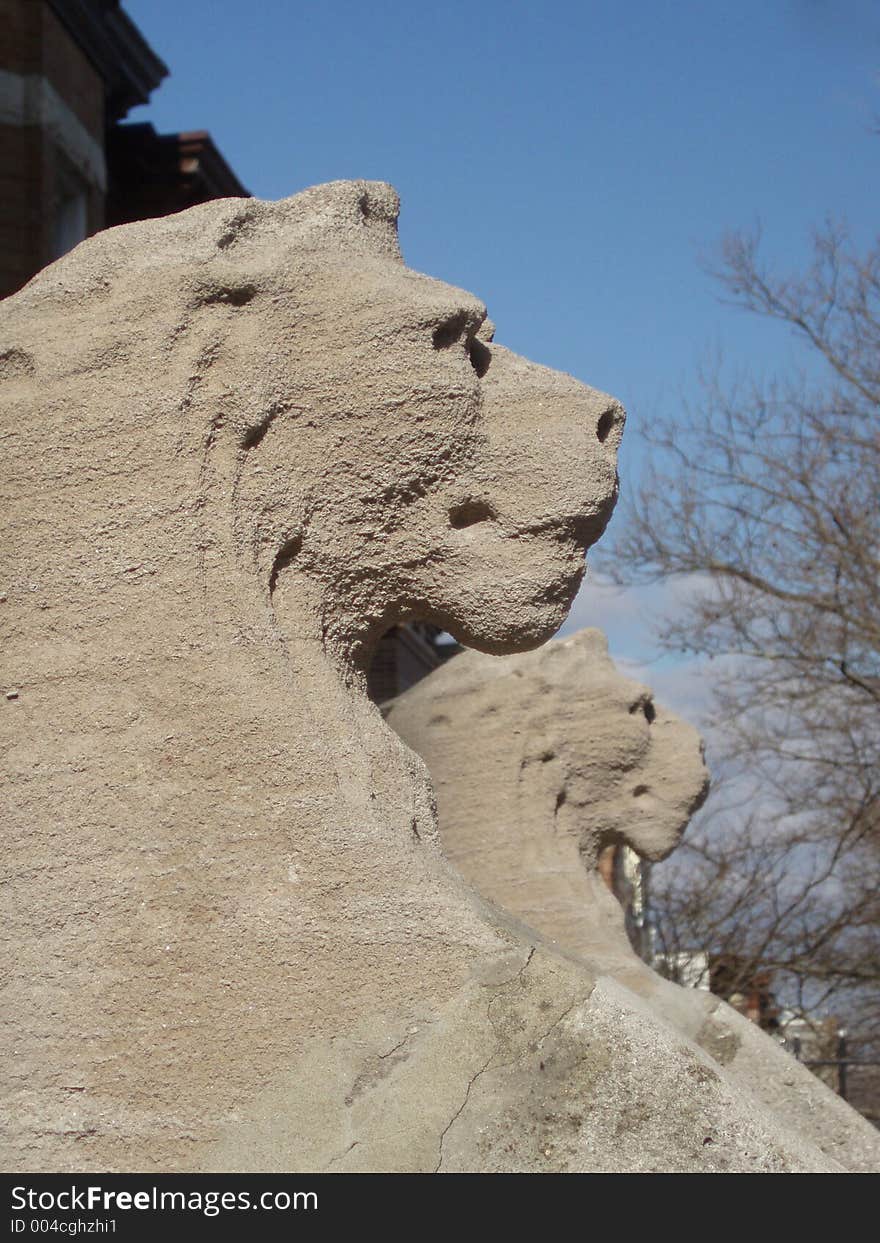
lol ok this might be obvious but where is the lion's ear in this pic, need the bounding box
[568,628,610,657]
[207,181,403,266]
[261,180,402,263]
[551,628,615,680]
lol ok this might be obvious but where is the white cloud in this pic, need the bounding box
[557,570,718,724]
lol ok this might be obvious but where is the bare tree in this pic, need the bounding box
[602,222,880,1117]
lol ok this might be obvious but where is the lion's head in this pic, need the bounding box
[385,629,710,958]
[2,180,623,669]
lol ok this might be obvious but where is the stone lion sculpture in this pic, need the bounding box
[2,181,872,1172]
[386,630,880,1171]
[385,628,710,971]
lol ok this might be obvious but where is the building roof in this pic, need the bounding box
[106,122,249,226]
[47,0,168,118]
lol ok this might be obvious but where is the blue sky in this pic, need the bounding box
[123,0,879,703]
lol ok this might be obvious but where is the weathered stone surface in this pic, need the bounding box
[386,631,880,1172]
[1,180,867,1172]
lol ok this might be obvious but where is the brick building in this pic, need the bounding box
[367,623,457,705]
[0,0,247,298]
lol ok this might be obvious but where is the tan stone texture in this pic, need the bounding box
[2,180,870,1171]
[386,630,880,1172]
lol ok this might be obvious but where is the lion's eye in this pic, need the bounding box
[449,499,494,529]
[432,313,468,351]
[432,313,491,379]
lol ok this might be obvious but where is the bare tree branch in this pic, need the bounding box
[602,222,880,1121]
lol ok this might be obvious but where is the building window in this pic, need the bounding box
[52,167,89,260]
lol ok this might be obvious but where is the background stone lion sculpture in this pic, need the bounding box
[386,629,880,1171]
[386,628,710,972]
[2,181,870,1172]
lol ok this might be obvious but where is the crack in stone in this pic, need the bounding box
[325,1140,358,1169]
[436,950,584,1172]
[344,1023,430,1107]
[433,981,597,1171]
[534,999,581,1050]
[434,1050,495,1173]
[518,945,535,986]
[378,1030,417,1060]
[486,944,536,1031]
[494,990,593,1079]
[480,944,536,995]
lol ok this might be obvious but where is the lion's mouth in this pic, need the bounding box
[446,487,618,556]
[544,560,587,603]
[508,468,619,553]
[516,507,616,553]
